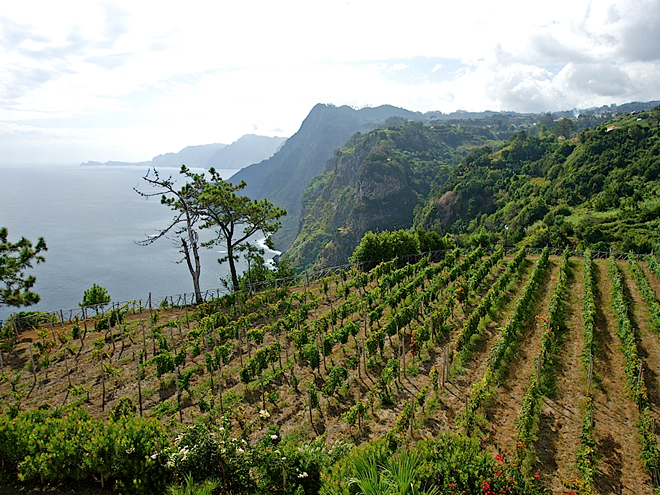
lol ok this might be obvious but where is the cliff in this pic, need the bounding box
[228,104,424,251]
[285,121,497,270]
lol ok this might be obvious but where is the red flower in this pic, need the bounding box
[495,453,504,462]
[533,471,540,479]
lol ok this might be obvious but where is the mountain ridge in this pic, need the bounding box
[80,134,286,171]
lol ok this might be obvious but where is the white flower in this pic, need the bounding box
[236,447,245,454]
[298,472,308,478]
[281,456,286,461]
[270,434,278,440]
[259,409,270,419]
[150,454,158,460]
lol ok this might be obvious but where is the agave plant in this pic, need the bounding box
[349,449,438,495]
[167,474,220,495]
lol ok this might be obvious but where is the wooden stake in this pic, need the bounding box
[465,394,469,435]
[137,354,143,417]
[64,352,72,388]
[29,344,37,384]
[101,363,106,411]
[176,367,183,423]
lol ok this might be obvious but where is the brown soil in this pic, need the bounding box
[485,260,559,459]
[539,258,586,493]
[591,259,652,494]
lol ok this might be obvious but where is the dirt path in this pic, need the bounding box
[486,259,559,458]
[538,258,586,493]
[591,259,652,494]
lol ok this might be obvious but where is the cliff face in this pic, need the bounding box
[228,104,423,251]
[285,120,504,271]
[287,127,423,270]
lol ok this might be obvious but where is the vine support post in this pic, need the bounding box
[137,353,143,417]
[464,394,469,436]
[101,363,106,411]
[29,344,37,384]
[64,351,71,388]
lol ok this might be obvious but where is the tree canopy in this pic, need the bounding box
[135,166,206,303]
[0,227,47,308]
[135,166,286,298]
[80,283,111,312]
[199,168,286,292]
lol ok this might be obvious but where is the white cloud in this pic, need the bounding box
[0,0,659,163]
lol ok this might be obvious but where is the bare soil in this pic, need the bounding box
[2,255,660,494]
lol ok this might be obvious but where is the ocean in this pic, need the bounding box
[0,164,276,321]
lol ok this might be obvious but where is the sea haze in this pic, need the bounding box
[0,164,276,321]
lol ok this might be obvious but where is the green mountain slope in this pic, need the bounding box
[285,121,506,270]
[228,104,426,250]
[415,109,660,252]
[286,107,660,271]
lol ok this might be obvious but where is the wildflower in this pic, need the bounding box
[150,453,158,460]
[270,434,278,440]
[237,447,245,454]
[495,453,504,462]
[533,471,540,479]
[259,409,270,419]
[298,472,309,478]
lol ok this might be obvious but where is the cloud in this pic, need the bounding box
[610,1,660,62]
[558,63,632,97]
[0,0,659,164]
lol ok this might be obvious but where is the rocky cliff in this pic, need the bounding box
[228,104,424,251]
[285,121,494,270]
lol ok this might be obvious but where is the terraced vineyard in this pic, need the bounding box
[2,248,660,494]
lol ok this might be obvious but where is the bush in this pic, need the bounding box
[321,435,547,495]
[0,406,169,494]
[350,228,453,268]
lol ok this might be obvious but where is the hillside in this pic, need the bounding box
[286,107,660,271]
[3,248,660,494]
[285,121,507,271]
[228,104,427,250]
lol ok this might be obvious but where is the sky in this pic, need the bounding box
[1,0,659,165]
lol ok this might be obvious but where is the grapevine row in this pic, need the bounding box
[465,247,550,431]
[629,255,660,335]
[608,256,660,484]
[515,248,569,461]
[575,249,597,491]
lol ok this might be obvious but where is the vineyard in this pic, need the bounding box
[2,248,660,494]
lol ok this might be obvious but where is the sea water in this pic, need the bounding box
[0,164,276,321]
